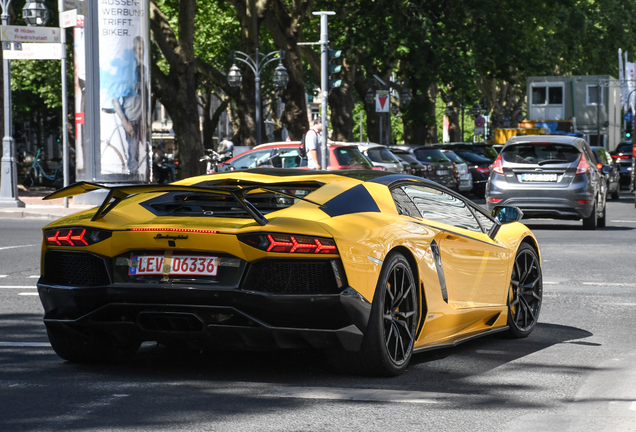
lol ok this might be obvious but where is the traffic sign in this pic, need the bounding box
[61,9,77,29]
[376,90,390,113]
[624,112,634,123]
[1,26,61,43]
[474,127,484,135]
[474,115,485,127]
[2,43,63,60]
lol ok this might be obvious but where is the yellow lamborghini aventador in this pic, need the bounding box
[38,169,542,376]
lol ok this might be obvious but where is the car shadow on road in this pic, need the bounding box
[0,315,599,428]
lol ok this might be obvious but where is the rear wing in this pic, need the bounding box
[44,181,323,225]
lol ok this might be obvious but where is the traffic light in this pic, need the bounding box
[328,49,342,89]
[626,121,633,139]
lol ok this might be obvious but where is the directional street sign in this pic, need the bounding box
[1,26,61,43]
[61,9,78,29]
[3,43,63,60]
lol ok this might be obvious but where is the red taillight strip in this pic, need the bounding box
[46,231,60,245]
[127,228,219,234]
[267,234,293,252]
[315,239,337,253]
[290,236,317,253]
[70,229,88,246]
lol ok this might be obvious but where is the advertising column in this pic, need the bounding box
[98,0,151,181]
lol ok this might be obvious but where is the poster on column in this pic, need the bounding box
[74,26,85,172]
[98,0,151,179]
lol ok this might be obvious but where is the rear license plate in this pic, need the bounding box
[436,170,449,176]
[521,173,557,182]
[129,255,219,276]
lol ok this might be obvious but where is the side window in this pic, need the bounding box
[472,209,495,232]
[230,150,271,169]
[390,187,420,218]
[401,185,482,232]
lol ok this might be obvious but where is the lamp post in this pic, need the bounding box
[227,50,288,146]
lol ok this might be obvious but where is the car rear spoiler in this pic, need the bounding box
[44,181,323,225]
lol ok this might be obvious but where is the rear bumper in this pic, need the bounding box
[486,174,596,219]
[37,281,372,352]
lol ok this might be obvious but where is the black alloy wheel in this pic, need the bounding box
[507,243,543,338]
[358,252,418,376]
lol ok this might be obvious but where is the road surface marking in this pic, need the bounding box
[0,275,6,278]
[611,219,636,223]
[18,292,38,296]
[29,275,39,278]
[0,286,37,289]
[0,342,50,347]
[261,386,444,404]
[0,244,37,251]
[630,401,636,411]
[582,282,636,287]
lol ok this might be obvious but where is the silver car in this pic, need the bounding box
[441,149,473,194]
[486,135,607,230]
[355,142,405,173]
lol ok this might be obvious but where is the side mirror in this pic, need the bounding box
[489,206,524,239]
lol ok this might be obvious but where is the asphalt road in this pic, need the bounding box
[1,194,636,432]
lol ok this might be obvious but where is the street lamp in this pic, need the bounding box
[227,49,288,146]
[22,0,49,26]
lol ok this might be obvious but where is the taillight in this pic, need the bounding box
[476,166,491,175]
[576,155,590,175]
[239,233,338,254]
[633,145,636,157]
[489,198,502,203]
[451,162,460,180]
[491,155,503,174]
[372,166,387,171]
[612,154,629,159]
[45,227,112,246]
[596,162,603,169]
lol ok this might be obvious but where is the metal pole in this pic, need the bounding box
[59,0,69,207]
[255,48,261,146]
[319,13,329,169]
[0,0,24,207]
[360,111,363,141]
[379,115,383,145]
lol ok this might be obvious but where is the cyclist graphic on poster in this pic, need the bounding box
[98,3,150,179]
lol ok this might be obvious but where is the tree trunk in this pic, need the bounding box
[403,83,437,144]
[328,59,356,142]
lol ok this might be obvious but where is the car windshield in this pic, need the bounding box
[615,143,633,154]
[442,151,464,164]
[414,148,450,163]
[394,153,420,165]
[333,147,373,167]
[501,143,580,165]
[366,147,401,163]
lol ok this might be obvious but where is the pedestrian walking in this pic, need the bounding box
[305,119,323,170]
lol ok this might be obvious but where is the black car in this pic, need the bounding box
[591,146,620,199]
[389,145,458,190]
[609,141,633,187]
[451,150,492,198]
[438,142,499,162]
[390,149,428,178]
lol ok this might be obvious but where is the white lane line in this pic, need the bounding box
[582,282,636,287]
[0,286,36,289]
[0,275,6,278]
[261,386,444,404]
[630,401,636,411]
[29,275,39,278]
[0,342,50,347]
[18,293,38,296]
[0,244,37,251]
[611,220,636,223]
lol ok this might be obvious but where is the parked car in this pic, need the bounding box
[219,142,373,171]
[486,135,607,230]
[451,150,492,198]
[441,149,473,194]
[591,146,620,199]
[354,142,405,173]
[609,141,633,188]
[390,149,428,178]
[438,142,499,162]
[389,145,459,190]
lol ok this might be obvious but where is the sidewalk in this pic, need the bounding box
[0,186,91,219]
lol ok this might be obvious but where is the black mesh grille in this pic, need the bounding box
[243,260,340,294]
[44,251,110,287]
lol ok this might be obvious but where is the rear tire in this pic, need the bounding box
[507,243,542,338]
[582,202,597,230]
[337,252,418,376]
[597,200,606,228]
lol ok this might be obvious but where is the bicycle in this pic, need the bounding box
[200,149,228,174]
[22,148,74,189]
